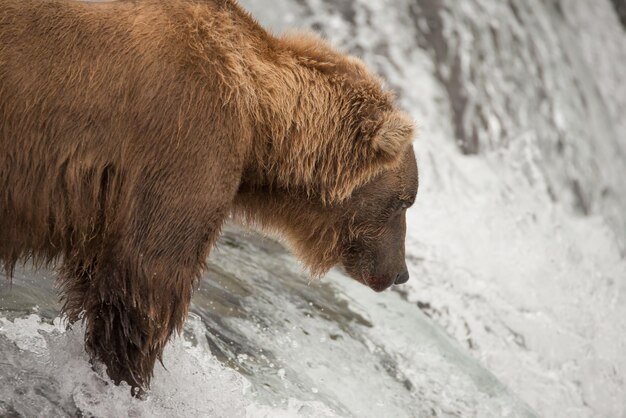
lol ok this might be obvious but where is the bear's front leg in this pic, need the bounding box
[59,222,218,393]
[56,154,238,392]
[70,253,202,392]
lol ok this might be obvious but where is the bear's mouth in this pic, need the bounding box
[361,274,394,293]
[338,264,395,292]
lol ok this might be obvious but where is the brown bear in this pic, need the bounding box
[0,0,418,392]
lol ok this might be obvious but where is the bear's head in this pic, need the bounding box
[334,147,417,291]
[235,32,417,292]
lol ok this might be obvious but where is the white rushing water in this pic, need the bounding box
[0,230,538,418]
[1,0,626,417]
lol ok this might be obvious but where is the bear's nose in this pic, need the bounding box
[394,270,410,285]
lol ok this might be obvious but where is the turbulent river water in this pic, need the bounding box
[1,0,625,417]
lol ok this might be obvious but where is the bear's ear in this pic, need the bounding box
[358,110,415,171]
[365,110,416,166]
[320,109,415,203]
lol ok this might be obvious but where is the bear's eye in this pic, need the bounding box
[399,199,414,209]
[387,198,414,217]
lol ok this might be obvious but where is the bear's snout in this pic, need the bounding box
[394,270,410,285]
[364,269,409,292]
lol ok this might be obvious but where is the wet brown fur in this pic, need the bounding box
[0,0,416,391]
[234,147,418,292]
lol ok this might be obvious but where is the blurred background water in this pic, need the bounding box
[1,0,625,417]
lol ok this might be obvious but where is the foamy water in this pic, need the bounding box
[2,0,626,417]
[0,229,537,417]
